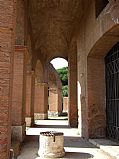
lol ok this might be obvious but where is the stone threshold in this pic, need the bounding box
[89,138,119,159]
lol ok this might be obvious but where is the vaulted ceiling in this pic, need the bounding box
[28,0,87,62]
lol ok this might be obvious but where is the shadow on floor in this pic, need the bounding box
[48,117,68,120]
[65,152,94,158]
[64,136,96,148]
[23,135,96,149]
[33,124,70,128]
[35,152,94,159]
[23,135,39,142]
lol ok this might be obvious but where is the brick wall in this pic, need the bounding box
[0,0,16,158]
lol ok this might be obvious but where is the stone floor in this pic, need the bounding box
[17,117,113,159]
[89,139,119,159]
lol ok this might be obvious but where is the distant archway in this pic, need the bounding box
[51,58,68,69]
[49,58,69,118]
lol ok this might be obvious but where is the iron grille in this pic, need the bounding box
[105,42,119,142]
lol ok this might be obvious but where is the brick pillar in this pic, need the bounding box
[63,97,68,112]
[49,88,62,116]
[25,71,35,127]
[58,88,62,114]
[34,83,48,120]
[68,38,78,128]
[87,57,106,138]
[0,1,16,158]
[11,46,27,142]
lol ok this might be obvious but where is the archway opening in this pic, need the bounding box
[87,25,119,139]
[48,58,69,121]
[51,58,68,69]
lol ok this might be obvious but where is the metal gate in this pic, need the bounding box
[105,42,119,142]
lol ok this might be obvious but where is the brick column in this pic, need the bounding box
[34,83,48,120]
[63,97,68,112]
[11,46,27,142]
[25,71,35,127]
[68,38,78,128]
[87,57,106,138]
[58,88,62,114]
[0,1,16,158]
[49,88,62,116]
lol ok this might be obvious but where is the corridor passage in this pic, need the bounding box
[17,118,112,159]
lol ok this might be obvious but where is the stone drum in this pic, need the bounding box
[38,131,65,158]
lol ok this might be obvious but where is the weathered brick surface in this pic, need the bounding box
[34,83,48,119]
[12,46,27,126]
[0,29,12,159]
[68,38,78,128]
[58,89,62,113]
[0,1,15,28]
[0,0,15,158]
[48,64,62,115]
[26,73,32,117]
[49,88,62,115]
[63,97,68,112]
[26,71,35,118]
[15,0,25,45]
[0,126,8,158]
[30,72,35,118]
[87,57,106,138]
[77,0,119,138]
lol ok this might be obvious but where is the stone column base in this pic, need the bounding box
[34,113,48,120]
[48,111,63,117]
[11,123,26,142]
[25,117,34,127]
[48,111,58,117]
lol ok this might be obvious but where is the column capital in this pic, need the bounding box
[35,82,48,86]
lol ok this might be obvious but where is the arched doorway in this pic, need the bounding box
[87,25,119,139]
[105,42,119,142]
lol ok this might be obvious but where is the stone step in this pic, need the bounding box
[89,138,119,159]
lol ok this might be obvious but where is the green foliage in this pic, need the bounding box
[62,85,68,97]
[57,67,68,86]
[57,67,68,97]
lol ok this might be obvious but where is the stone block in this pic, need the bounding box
[34,113,48,120]
[11,123,26,142]
[25,117,34,127]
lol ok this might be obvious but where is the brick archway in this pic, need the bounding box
[34,59,49,120]
[87,25,119,138]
